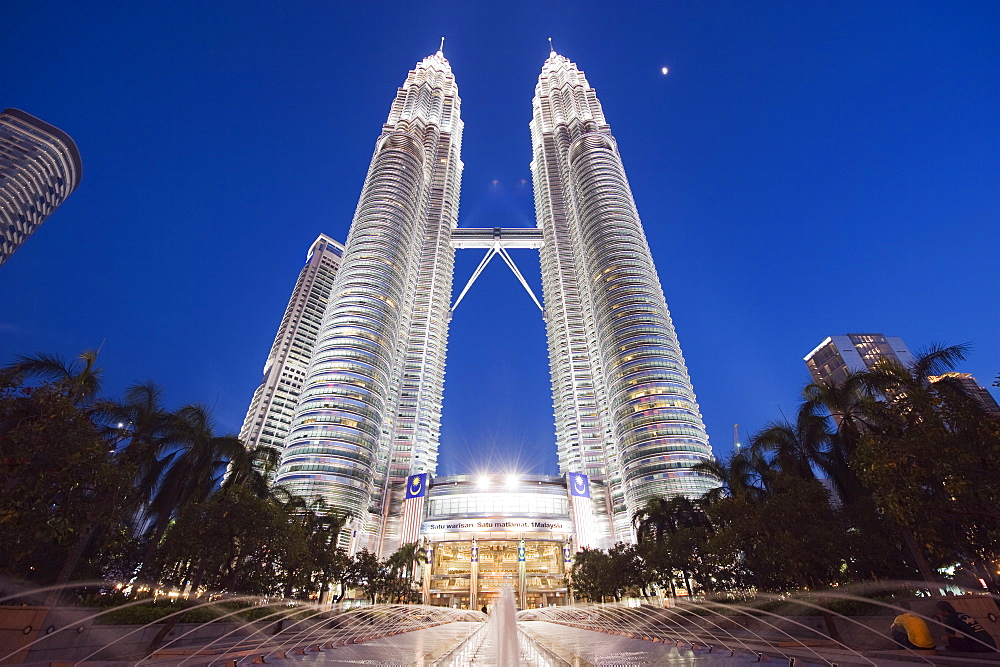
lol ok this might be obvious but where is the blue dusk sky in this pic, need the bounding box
[2,1,998,476]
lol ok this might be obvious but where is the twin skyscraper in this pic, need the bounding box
[241,46,717,554]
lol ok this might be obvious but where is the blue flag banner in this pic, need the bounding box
[569,472,590,498]
[406,473,428,499]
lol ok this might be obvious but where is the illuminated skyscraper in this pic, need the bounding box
[239,234,344,482]
[273,48,462,549]
[0,108,81,266]
[269,47,715,552]
[531,50,716,539]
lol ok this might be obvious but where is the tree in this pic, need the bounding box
[222,443,280,498]
[93,383,175,526]
[705,473,845,591]
[352,549,386,604]
[569,544,640,602]
[853,343,1000,585]
[3,350,104,407]
[385,541,427,601]
[0,377,133,589]
[750,410,830,483]
[154,485,300,594]
[139,404,244,575]
[632,496,714,596]
[693,448,769,506]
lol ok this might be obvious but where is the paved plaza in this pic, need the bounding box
[152,617,999,666]
[210,620,819,666]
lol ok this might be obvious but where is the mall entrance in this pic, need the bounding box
[426,538,570,609]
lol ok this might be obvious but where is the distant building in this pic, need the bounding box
[805,335,1000,413]
[928,373,1000,415]
[805,334,915,385]
[238,234,344,483]
[0,108,82,266]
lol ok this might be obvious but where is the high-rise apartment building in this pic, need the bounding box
[268,47,715,553]
[0,108,82,266]
[805,334,915,385]
[239,234,344,482]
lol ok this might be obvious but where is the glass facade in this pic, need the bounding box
[421,475,608,608]
[530,52,717,539]
[274,51,462,546]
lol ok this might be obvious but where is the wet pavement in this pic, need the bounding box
[521,620,779,665]
[247,621,480,666]
[229,619,800,665]
[187,619,981,666]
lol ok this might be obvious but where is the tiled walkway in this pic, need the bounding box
[259,621,480,666]
[198,619,950,665]
[435,619,557,665]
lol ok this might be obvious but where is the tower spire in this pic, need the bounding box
[548,37,555,54]
[438,36,445,55]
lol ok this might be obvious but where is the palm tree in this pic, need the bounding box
[858,342,971,422]
[3,349,103,405]
[693,448,769,505]
[749,408,830,482]
[93,382,175,512]
[800,374,877,505]
[632,497,674,544]
[222,443,280,498]
[850,343,975,586]
[631,496,710,544]
[139,404,243,575]
[802,374,873,455]
[387,541,428,599]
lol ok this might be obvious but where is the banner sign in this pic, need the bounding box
[421,518,574,534]
[569,472,590,498]
[405,473,428,499]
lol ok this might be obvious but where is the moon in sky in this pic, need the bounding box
[661,66,669,75]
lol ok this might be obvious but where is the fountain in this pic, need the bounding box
[2,579,999,664]
[492,586,520,666]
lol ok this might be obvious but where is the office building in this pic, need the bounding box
[239,234,344,482]
[531,50,717,540]
[806,334,1000,416]
[268,47,716,558]
[0,108,82,266]
[805,334,915,386]
[928,373,1000,415]
[273,49,463,542]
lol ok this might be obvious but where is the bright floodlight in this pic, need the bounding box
[506,474,518,488]
[661,66,669,75]
[478,475,491,489]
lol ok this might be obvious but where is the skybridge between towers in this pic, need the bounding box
[450,227,545,315]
